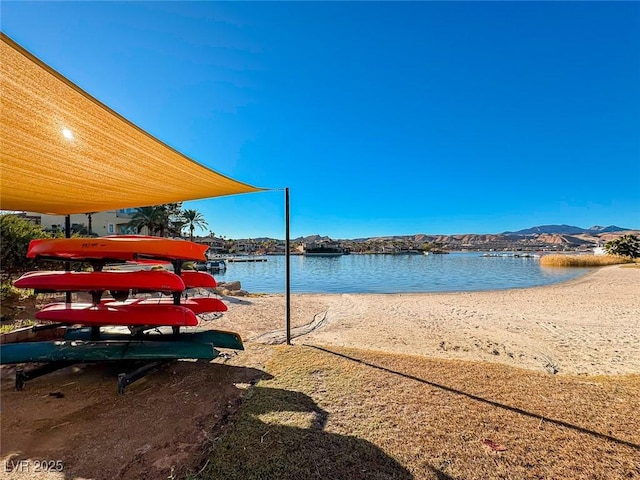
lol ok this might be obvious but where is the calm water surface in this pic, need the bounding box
[212,253,588,294]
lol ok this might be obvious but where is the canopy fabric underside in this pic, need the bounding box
[0,33,263,216]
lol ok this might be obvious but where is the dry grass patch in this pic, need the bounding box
[193,345,639,480]
[540,254,633,267]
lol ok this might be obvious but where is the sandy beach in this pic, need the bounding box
[210,264,640,376]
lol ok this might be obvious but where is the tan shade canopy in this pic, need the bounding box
[0,33,263,216]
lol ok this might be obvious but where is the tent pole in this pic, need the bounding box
[285,187,291,345]
[65,215,71,238]
[65,215,72,304]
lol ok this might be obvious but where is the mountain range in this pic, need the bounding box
[282,225,637,252]
[503,225,630,235]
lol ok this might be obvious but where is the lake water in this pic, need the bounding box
[212,253,588,294]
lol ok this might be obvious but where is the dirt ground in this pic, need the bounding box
[0,343,275,480]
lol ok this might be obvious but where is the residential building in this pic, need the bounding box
[193,235,226,255]
[23,209,138,236]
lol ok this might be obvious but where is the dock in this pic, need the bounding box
[225,256,268,263]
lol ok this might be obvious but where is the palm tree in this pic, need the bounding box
[126,203,185,237]
[127,206,166,236]
[164,203,184,237]
[84,212,95,236]
[170,217,187,238]
[182,209,208,241]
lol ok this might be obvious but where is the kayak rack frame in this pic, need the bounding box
[15,361,75,391]
[117,360,172,395]
[14,359,174,395]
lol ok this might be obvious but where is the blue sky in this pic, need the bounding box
[3,1,639,239]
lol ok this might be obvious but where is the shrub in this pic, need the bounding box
[604,234,640,258]
[0,214,51,277]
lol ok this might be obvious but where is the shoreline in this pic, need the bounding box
[213,265,640,376]
[215,251,613,295]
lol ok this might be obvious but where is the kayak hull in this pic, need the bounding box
[27,235,208,262]
[14,270,186,293]
[35,303,199,327]
[180,270,217,288]
[64,327,243,350]
[103,297,227,314]
[0,340,218,364]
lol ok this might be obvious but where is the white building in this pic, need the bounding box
[593,246,606,256]
[23,208,138,236]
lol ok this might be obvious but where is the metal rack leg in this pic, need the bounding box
[15,362,76,391]
[117,360,171,395]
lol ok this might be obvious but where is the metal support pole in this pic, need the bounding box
[65,215,72,304]
[285,187,291,345]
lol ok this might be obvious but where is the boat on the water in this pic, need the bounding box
[194,259,227,271]
[481,252,540,258]
[303,241,344,256]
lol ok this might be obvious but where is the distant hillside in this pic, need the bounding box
[229,225,638,252]
[504,224,631,235]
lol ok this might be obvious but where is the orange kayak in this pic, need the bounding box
[27,235,208,262]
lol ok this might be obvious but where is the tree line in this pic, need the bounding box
[126,203,208,241]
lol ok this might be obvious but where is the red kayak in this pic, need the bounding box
[180,270,217,288]
[27,235,208,262]
[36,303,199,327]
[103,297,227,314]
[14,270,186,293]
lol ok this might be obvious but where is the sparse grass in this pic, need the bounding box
[540,254,633,267]
[192,345,640,480]
[1,280,38,322]
[0,318,37,333]
[1,280,36,302]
